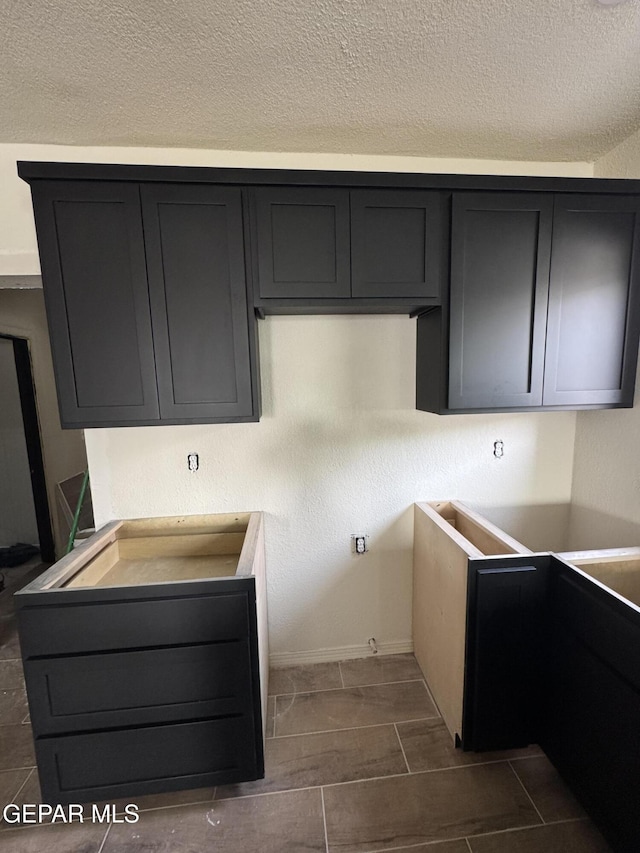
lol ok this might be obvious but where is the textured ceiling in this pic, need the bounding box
[2,0,640,162]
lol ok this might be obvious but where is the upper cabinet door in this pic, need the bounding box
[448,193,553,410]
[253,188,351,298]
[543,195,640,407]
[351,190,445,299]
[30,181,159,427]
[141,185,258,421]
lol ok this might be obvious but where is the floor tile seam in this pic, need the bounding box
[419,676,440,711]
[269,677,427,698]
[464,815,589,843]
[338,661,345,689]
[206,782,323,803]
[0,818,86,833]
[97,821,112,853]
[272,715,441,738]
[506,760,545,825]
[354,831,493,853]
[8,766,34,802]
[320,786,330,853]
[215,756,533,804]
[393,722,412,774]
[321,757,536,789]
[0,763,36,771]
[114,796,218,814]
[354,817,578,853]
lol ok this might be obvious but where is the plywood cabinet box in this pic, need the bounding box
[413,502,640,851]
[15,512,268,806]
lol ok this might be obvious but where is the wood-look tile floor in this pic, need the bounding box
[0,569,613,852]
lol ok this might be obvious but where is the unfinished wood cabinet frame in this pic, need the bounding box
[412,501,531,743]
[558,546,640,609]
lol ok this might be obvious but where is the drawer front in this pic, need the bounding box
[19,591,249,657]
[36,716,258,805]
[25,641,252,734]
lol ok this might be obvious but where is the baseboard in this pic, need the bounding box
[270,639,413,667]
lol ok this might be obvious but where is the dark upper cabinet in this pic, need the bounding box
[418,190,640,413]
[30,181,160,427]
[253,188,351,299]
[252,187,444,310]
[28,179,259,428]
[351,190,443,300]
[543,194,640,407]
[447,193,553,410]
[141,184,257,421]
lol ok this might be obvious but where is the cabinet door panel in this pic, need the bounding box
[543,195,640,406]
[351,190,444,299]
[254,188,350,298]
[30,181,159,426]
[448,193,552,410]
[141,184,257,420]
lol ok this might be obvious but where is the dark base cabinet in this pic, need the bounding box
[540,566,640,853]
[413,504,640,852]
[15,512,268,806]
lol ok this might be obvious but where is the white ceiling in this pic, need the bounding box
[2,0,640,162]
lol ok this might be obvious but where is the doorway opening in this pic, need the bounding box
[0,334,55,567]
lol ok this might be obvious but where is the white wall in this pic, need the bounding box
[568,130,640,549]
[0,338,38,546]
[1,143,589,660]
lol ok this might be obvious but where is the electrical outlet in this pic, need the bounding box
[187,453,199,472]
[352,535,368,554]
[493,440,504,459]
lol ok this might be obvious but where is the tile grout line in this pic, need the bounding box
[268,676,426,699]
[464,817,589,844]
[214,756,541,803]
[420,677,441,716]
[272,716,440,739]
[338,661,345,689]
[320,787,330,853]
[507,759,546,825]
[9,766,34,802]
[0,763,36,772]
[393,723,411,774]
[97,821,112,853]
[356,818,590,853]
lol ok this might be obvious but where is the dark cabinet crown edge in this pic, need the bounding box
[17,161,640,194]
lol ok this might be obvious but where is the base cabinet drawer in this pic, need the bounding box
[19,591,250,656]
[36,717,259,805]
[24,641,252,734]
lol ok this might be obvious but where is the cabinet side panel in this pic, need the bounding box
[416,309,447,413]
[412,503,468,741]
